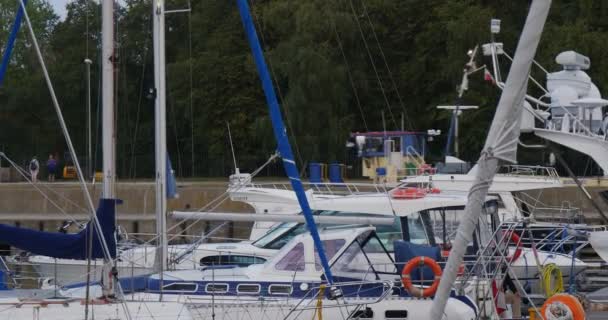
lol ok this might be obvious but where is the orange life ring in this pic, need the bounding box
[502,231,522,263]
[540,293,585,320]
[392,187,427,199]
[429,187,441,194]
[401,256,442,297]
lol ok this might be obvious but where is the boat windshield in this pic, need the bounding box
[251,222,299,249]
[421,201,498,247]
[331,230,396,281]
[252,210,403,251]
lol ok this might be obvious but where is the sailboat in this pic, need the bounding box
[0,1,192,319]
[64,1,488,319]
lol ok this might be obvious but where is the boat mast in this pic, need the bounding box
[430,1,551,319]
[153,0,168,286]
[0,0,28,87]
[102,0,115,198]
[235,0,335,284]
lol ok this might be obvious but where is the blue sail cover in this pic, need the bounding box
[0,199,116,259]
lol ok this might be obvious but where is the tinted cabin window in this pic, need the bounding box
[237,284,260,294]
[268,285,292,295]
[163,283,197,292]
[385,310,408,319]
[200,255,266,267]
[205,283,228,293]
[315,239,346,270]
[275,243,305,271]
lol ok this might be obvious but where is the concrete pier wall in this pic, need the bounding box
[0,179,606,244]
[0,181,252,241]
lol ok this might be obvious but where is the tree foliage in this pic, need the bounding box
[1,0,608,177]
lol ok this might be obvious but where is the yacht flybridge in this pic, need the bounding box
[484,21,608,176]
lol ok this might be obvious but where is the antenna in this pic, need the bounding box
[227,122,239,174]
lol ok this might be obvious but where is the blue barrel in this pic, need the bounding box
[376,167,387,177]
[329,163,343,183]
[309,162,323,183]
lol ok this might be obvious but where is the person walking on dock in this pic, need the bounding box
[46,154,57,182]
[29,156,39,183]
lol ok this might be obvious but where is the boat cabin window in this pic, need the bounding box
[314,239,346,270]
[385,310,408,319]
[237,284,261,294]
[406,202,498,249]
[252,222,299,249]
[331,230,396,281]
[275,242,305,271]
[401,212,431,245]
[200,255,266,267]
[162,282,198,292]
[253,211,402,252]
[268,284,293,295]
[205,283,229,293]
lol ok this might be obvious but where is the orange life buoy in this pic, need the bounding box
[540,293,585,320]
[401,256,442,297]
[429,187,441,194]
[501,231,522,263]
[392,187,427,199]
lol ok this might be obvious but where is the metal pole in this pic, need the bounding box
[454,111,459,157]
[153,0,168,298]
[101,0,115,198]
[85,59,92,180]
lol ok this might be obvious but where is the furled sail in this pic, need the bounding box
[430,1,551,319]
[0,199,116,259]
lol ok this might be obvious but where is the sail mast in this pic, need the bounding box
[0,0,28,87]
[430,1,551,319]
[102,0,115,198]
[153,0,168,287]
[235,0,335,284]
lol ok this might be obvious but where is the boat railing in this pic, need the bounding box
[542,106,602,139]
[512,192,581,223]
[497,221,603,255]
[241,181,393,196]
[497,164,561,181]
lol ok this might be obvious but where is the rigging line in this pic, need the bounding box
[346,0,398,130]
[85,0,89,58]
[151,153,279,246]
[19,3,128,309]
[359,0,413,130]
[128,15,151,179]
[501,52,549,95]
[329,13,369,131]
[3,154,88,212]
[0,153,85,224]
[249,0,305,168]
[187,0,195,177]
[166,153,279,243]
